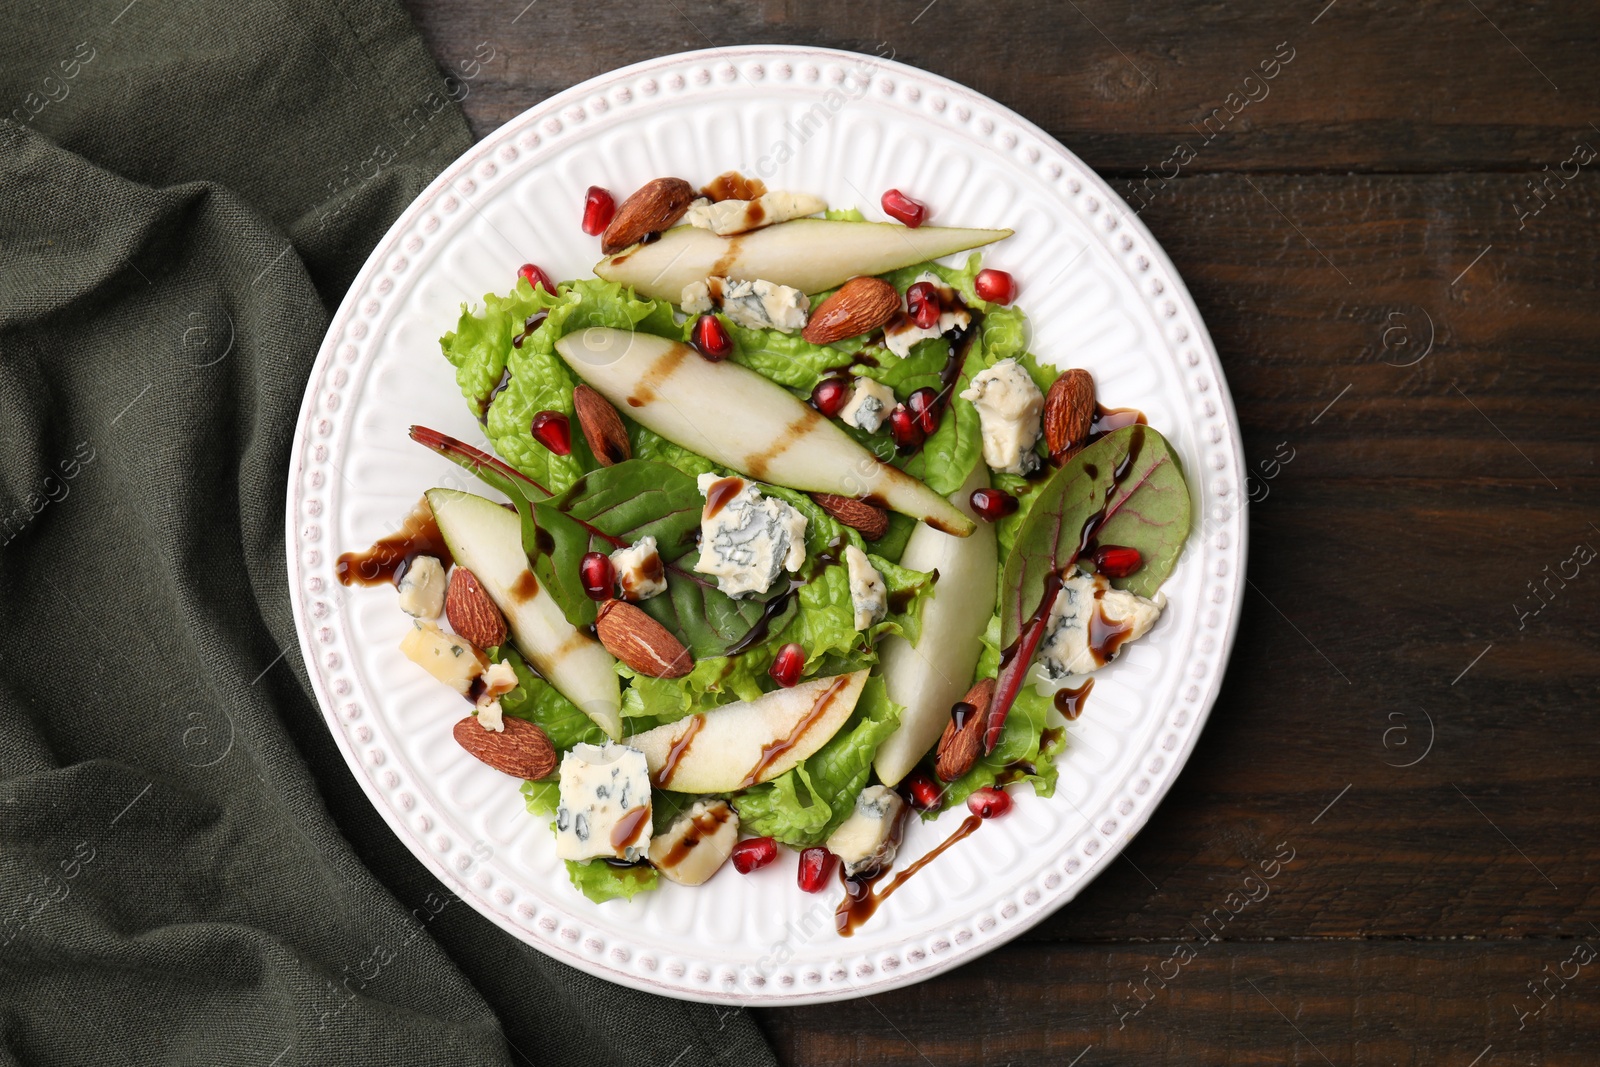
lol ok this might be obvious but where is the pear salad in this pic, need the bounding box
[337,173,1193,927]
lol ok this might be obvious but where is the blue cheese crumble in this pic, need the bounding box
[826,785,906,878]
[838,377,895,434]
[1038,572,1165,678]
[844,544,887,631]
[609,535,667,601]
[693,474,808,598]
[683,191,827,236]
[960,357,1045,475]
[555,742,653,862]
[679,276,809,333]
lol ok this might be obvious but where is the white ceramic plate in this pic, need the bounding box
[287,45,1245,1005]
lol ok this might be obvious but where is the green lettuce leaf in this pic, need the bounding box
[443,278,686,493]
[521,778,561,816]
[732,676,901,847]
[564,860,658,903]
[726,317,868,390]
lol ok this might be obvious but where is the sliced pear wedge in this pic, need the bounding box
[625,670,868,793]
[872,466,999,786]
[425,488,623,740]
[595,218,1012,302]
[553,328,974,536]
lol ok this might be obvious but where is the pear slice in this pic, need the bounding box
[425,488,623,740]
[554,328,974,536]
[625,670,868,793]
[595,218,1012,303]
[872,466,998,786]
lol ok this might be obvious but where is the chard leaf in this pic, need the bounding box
[638,568,793,662]
[528,460,705,627]
[1000,426,1191,648]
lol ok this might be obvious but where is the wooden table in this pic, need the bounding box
[402,2,1600,1062]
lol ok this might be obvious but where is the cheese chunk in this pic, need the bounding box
[845,545,888,631]
[609,535,667,601]
[838,377,895,434]
[883,272,971,358]
[677,275,809,333]
[396,554,446,618]
[694,474,808,598]
[473,658,519,732]
[555,743,653,862]
[684,191,827,236]
[680,278,714,315]
[399,620,485,695]
[648,800,740,886]
[826,785,906,879]
[1038,572,1165,679]
[960,357,1044,475]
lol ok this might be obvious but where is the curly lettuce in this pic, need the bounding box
[441,277,687,492]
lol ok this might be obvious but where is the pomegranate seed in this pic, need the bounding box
[797,846,834,892]
[1094,545,1144,578]
[810,376,852,418]
[881,188,927,228]
[904,769,943,812]
[974,268,1017,305]
[887,404,924,450]
[769,642,805,688]
[517,263,555,295]
[692,314,733,361]
[967,786,1012,820]
[731,836,778,874]
[581,186,615,236]
[969,487,1019,522]
[906,386,941,436]
[905,281,942,330]
[579,552,615,600]
[530,411,571,455]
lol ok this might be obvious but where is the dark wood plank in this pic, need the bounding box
[395,2,1600,1062]
[402,0,1598,173]
[756,940,1600,1065]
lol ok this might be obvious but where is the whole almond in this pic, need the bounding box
[572,384,632,466]
[595,600,693,678]
[446,567,508,650]
[810,493,889,541]
[935,677,996,782]
[601,177,696,254]
[453,715,557,779]
[1043,369,1096,458]
[802,277,901,345]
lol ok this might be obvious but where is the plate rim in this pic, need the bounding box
[286,43,1247,1006]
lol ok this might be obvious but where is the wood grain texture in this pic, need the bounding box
[400,1,1600,1061]
[761,942,1600,1066]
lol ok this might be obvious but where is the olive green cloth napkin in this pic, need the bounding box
[0,2,776,1063]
